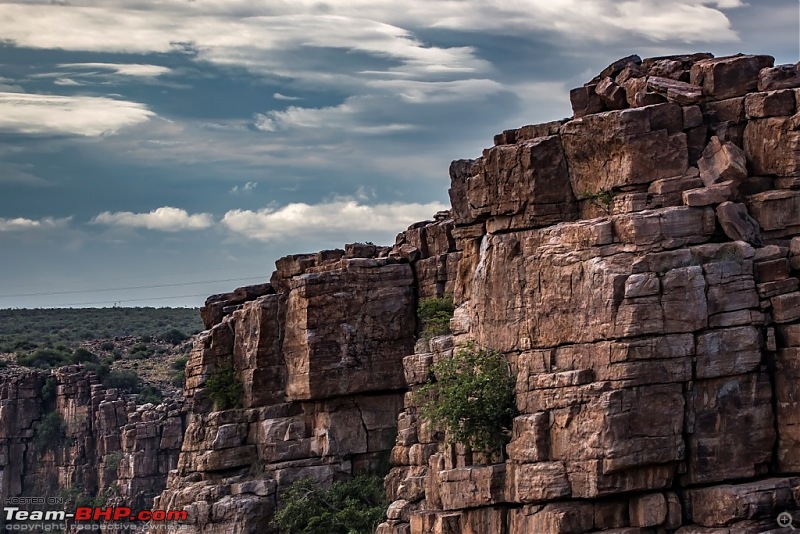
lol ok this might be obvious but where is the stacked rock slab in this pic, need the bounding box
[0,366,184,516]
[380,53,800,533]
[149,230,460,533]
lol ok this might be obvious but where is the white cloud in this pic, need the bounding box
[53,78,83,86]
[58,63,172,78]
[230,181,258,194]
[221,198,448,242]
[0,1,740,91]
[273,92,302,101]
[0,93,155,136]
[254,99,417,133]
[0,216,70,232]
[91,207,213,231]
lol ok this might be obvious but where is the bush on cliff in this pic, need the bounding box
[137,384,163,405]
[205,363,243,411]
[274,475,387,534]
[417,293,455,338]
[102,369,141,392]
[34,411,68,451]
[414,343,517,455]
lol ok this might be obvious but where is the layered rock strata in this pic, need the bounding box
[151,234,459,533]
[380,53,800,533]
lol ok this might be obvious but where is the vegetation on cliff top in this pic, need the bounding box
[414,342,517,456]
[0,308,200,402]
[0,307,202,353]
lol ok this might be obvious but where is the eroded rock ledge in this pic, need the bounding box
[146,52,800,533]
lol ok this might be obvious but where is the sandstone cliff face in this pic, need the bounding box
[0,366,185,516]
[150,238,458,533]
[380,53,800,533]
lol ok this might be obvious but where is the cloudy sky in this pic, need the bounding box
[0,0,797,308]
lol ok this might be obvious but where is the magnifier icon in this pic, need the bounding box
[779,512,797,530]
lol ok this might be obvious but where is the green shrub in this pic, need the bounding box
[160,328,189,345]
[414,343,517,455]
[102,370,141,392]
[137,385,163,405]
[128,343,154,360]
[417,294,455,338]
[205,363,243,411]
[41,376,58,405]
[104,450,123,480]
[17,347,71,368]
[71,347,98,364]
[274,475,387,534]
[84,361,111,379]
[34,412,68,451]
[171,356,189,370]
[171,370,186,388]
[99,341,116,351]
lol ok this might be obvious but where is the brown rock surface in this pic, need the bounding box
[690,54,775,100]
[698,136,748,187]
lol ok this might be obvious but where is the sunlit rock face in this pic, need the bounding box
[380,52,800,534]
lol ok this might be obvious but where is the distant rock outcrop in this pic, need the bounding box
[0,366,185,515]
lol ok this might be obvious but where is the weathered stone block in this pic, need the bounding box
[774,348,800,472]
[438,464,506,510]
[629,493,667,527]
[509,502,594,534]
[507,413,550,462]
[683,373,775,484]
[698,137,747,187]
[647,76,703,104]
[715,201,763,246]
[685,477,800,527]
[759,64,800,91]
[570,84,606,118]
[682,182,735,207]
[744,117,800,177]
[744,89,796,118]
[596,77,628,110]
[690,54,774,100]
[449,136,577,228]
[772,291,800,323]
[562,107,688,197]
[695,326,762,379]
[505,461,571,503]
[282,260,415,400]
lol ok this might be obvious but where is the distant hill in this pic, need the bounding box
[0,307,203,353]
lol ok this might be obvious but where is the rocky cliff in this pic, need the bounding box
[380,52,800,533]
[150,51,800,533]
[5,50,800,534]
